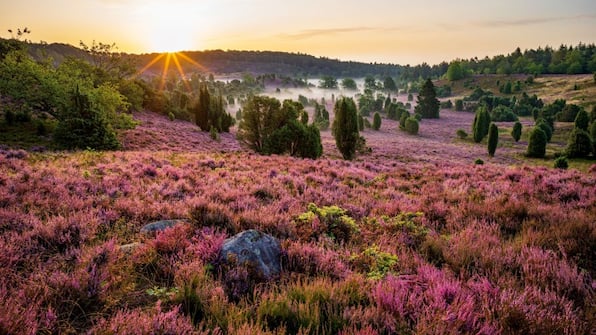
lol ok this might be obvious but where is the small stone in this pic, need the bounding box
[140,219,186,234]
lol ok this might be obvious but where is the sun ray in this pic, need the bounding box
[171,53,192,92]
[160,53,172,91]
[176,52,209,72]
[134,53,166,78]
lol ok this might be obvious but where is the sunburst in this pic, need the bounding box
[135,52,208,92]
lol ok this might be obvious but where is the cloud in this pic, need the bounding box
[472,14,596,28]
[278,26,411,40]
[279,27,381,40]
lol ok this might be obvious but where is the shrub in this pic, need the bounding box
[565,128,592,158]
[475,158,484,165]
[574,108,589,131]
[294,203,358,243]
[372,112,381,131]
[487,123,498,157]
[472,106,490,143]
[332,97,359,160]
[399,111,410,129]
[527,127,547,158]
[454,99,464,111]
[554,156,568,169]
[414,113,422,121]
[511,121,522,142]
[54,87,120,150]
[456,129,468,139]
[414,78,440,119]
[440,100,453,109]
[535,119,552,142]
[404,117,419,135]
[557,104,580,122]
[490,105,518,122]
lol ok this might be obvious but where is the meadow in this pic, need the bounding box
[1,97,594,334]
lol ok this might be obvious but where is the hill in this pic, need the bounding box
[21,40,402,77]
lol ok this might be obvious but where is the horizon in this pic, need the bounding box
[1,0,595,65]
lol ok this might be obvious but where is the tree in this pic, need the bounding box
[238,96,321,158]
[54,86,120,150]
[511,121,522,142]
[383,77,397,91]
[300,110,309,125]
[373,112,382,130]
[415,78,440,118]
[237,96,282,152]
[574,109,589,131]
[472,106,491,143]
[364,76,377,91]
[446,61,464,81]
[341,78,357,90]
[527,127,547,158]
[487,123,499,157]
[535,119,553,142]
[319,76,338,89]
[566,128,593,158]
[332,97,359,160]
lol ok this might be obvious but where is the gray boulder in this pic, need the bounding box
[140,219,186,234]
[220,229,281,278]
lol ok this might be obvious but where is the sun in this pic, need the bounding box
[141,2,199,53]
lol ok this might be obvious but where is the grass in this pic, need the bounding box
[437,74,596,109]
[0,118,57,149]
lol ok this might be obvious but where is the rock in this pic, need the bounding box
[140,219,186,234]
[219,229,282,279]
[119,242,142,254]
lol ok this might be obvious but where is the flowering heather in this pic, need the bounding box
[0,111,594,333]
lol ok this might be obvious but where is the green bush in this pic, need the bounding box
[455,99,464,111]
[54,87,120,150]
[472,106,490,143]
[565,128,593,158]
[404,117,419,135]
[456,129,468,139]
[487,123,499,157]
[574,109,589,131]
[554,156,568,169]
[332,97,359,160]
[372,112,381,130]
[475,158,484,165]
[490,105,518,122]
[511,121,522,142]
[536,119,553,142]
[527,127,547,158]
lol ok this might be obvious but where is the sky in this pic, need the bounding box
[1,0,595,65]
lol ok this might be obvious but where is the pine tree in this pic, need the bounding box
[527,127,547,158]
[566,128,593,158]
[511,121,522,142]
[487,123,499,157]
[332,97,359,160]
[472,106,490,143]
[194,83,210,131]
[414,78,440,118]
[574,109,589,131]
[373,112,382,130]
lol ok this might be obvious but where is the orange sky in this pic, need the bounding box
[1,0,595,65]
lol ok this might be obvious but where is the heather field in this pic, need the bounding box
[1,109,595,334]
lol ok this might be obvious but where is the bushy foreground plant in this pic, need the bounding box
[332,97,359,160]
[487,123,499,157]
[527,127,547,158]
[238,96,322,159]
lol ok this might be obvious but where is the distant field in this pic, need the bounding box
[436,74,596,108]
